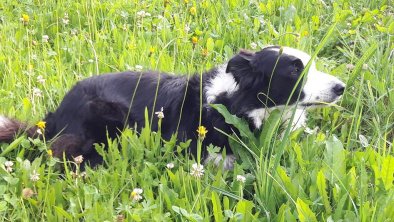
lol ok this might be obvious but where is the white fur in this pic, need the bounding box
[204,154,236,170]
[0,115,10,128]
[247,107,307,130]
[205,65,239,103]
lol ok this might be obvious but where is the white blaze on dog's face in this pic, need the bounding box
[278,47,346,107]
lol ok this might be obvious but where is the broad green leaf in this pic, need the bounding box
[210,104,256,142]
[296,198,317,222]
[317,169,332,214]
[324,136,346,182]
[211,192,224,222]
[276,166,297,199]
[206,37,214,52]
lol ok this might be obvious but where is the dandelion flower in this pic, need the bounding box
[189,7,197,16]
[192,36,198,45]
[73,155,84,164]
[166,162,174,169]
[196,125,208,140]
[155,107,164,119]
[149,46,155,54]
[22,188,34,199]
[190,163,204,178]
[36,121,46,130]
[236,175,246,183]
[21,14,29,24]
[30,170,40,182]
[131,188,143,201]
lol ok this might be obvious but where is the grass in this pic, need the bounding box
[0,0,393,221]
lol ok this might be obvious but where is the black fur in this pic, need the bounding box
[0,47,307,167]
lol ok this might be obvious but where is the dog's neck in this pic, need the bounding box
[204,64,239,104]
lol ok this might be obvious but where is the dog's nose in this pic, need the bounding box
[333,84,345,96]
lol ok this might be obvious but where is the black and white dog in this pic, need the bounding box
[0,46,345,168]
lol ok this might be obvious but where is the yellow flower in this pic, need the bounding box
[192,36,198,44]
[184,0,189,3]
[36,121,46,130]
[47,149,53,157]
[196,125,208,139]
[189,6,197,16]
[149,46,155,54]
[21,14,29,24]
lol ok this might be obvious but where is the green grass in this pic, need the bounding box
[0,0,393,221]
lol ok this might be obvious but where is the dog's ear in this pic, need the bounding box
[225,49,255,74]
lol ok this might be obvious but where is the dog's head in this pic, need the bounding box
[225,46,345,109]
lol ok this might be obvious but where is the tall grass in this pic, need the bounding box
[0,0,393,221]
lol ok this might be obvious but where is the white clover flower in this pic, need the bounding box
[131,188,143,201]
[184,24,190,33]
[136,10,149,18]
[4,161,13,168]
[346,64,355,70]
[166,162,174,169]
[155,107,164,119]
[236,175,246,183]
[32,87,43,97]
[250,42,257,50]
[62,13,69,25]
[135,65,143,71]
[42,35,49,43]
[36,75,46,84]
[5,161,14,173]
[73,155,84,164]
[190,163,204,178]
[30,170,40,182]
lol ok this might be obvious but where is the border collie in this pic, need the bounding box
[0,46,345,169]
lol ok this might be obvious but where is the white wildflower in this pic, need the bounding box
[30,170,40,182]
[190,163,204,178]
[236,175,246,183]
[250,42,257,50]
[184,24,190,33]
[62,13,69,25]
[42,35,49,43]
[131,188,143,201]
[166,162,174,169]
[362,63,369,70]
[73,155,84,164]
[4,161,14,173]
[36,75,46,84]
[135,65,143,71]
[32,87,42,97]
[346,64,355,70]
[136,10,150,18]
[155,107,164,119]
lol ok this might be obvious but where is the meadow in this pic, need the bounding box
[0,0,393,221]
